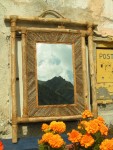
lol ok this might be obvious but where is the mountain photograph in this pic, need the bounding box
[38,76,74,105]
[36,43,74,105]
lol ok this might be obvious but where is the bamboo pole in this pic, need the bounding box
[15,26,87,35]
[17,115,82,123]
[87,24,98,117]
[22,29,28,117]
[81,34,89,109]
[72,43,77,104]
[11,16,18,143]
[4,15,97,27]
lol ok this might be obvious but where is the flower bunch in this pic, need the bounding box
[67,110,109,150]
[38,121,66,150]
[100,138,113,150]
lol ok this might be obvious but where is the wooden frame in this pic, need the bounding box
[4,11,97,143]
[26,29,84,118]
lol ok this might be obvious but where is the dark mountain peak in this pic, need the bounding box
[53,76,63,79]
[46,76,66,87]
[38,80,45,85]
[45,76,73,92]
[38,76,74,105]
[50,76,65,82]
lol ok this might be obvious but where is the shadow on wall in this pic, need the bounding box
[18,120,79,138]
[107,124,113,138]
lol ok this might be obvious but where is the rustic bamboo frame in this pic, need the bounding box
[4,14,96,143]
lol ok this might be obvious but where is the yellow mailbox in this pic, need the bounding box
[96,47,113,103]
[97,49,113,83]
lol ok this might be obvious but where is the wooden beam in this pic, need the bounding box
[17,115,82,123]
[81,35,89,109]
[72,43,77,104]
[87,24,98,117]
[22,29,28,118]
[15,26,87,35]
[11,16,18,143]
[4,15,97,27]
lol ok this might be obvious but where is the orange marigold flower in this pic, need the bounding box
[78,121,88,129]
[41,132,54,143]
[99,124,108,136]
[41,123,49,132]
[100,139,113,150]
[50,121,66,133]
[67,129,82,143]
[48,134,65,148]
[85,120,99,134]
[93,117,105,127]
[97,116,105,124]
[94,118,103,127]
[38,139,43,144]
[80,134,94,148]
[82,110,93,119]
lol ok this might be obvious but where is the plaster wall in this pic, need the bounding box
[0,0,113,139]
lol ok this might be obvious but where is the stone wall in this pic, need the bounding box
[0,0,113,139]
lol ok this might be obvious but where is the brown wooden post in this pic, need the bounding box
[87,23,98,117]
[72,43,77,104]
[21,29,28,117]
[10,15,18,143]
[81,34,89,109]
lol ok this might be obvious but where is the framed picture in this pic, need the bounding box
[25,29,85,118]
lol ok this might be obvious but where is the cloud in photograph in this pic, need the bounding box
[36,43,74,83]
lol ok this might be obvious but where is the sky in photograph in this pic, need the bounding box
[36,43,74,84]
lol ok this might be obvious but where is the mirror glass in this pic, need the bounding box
[36,43,74,105]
